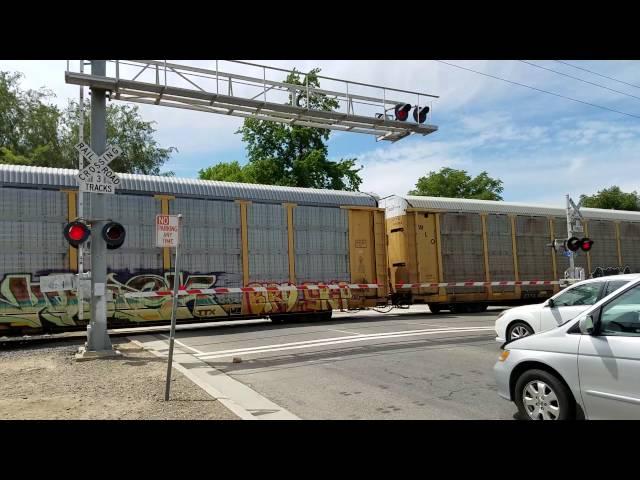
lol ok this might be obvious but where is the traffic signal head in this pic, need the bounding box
[102,222,126,250]
[63,221,90,248]
[413,106,430,123]
[580,238,594,252]
[394,103,412,121]
[565,236,581,252]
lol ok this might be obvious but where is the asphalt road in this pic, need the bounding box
[162,306,518,420]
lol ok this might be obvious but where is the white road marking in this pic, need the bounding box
[196,326,495,360]
[326,328,364,336]
[131,335,299,420]
[159,334,205,355]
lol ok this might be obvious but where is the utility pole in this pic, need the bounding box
[76,60,120,360]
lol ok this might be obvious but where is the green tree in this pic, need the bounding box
[409,167,504,200]
[580,186,640,211]
[199,160,255,183]
[0,71,63,167]
[199,68,362,191]
[59,100,176,175]
[0,70,176,175]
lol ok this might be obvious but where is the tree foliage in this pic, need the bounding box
[409,167,504,200]
[0,70,175,175]
[580,186,640,211]
[199,68,362,191]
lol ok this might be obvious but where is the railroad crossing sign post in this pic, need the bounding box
[75,60,121,360]
[566,194,583,279]
[156,214,182,400]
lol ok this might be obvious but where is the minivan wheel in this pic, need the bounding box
[507,321,533,341]
[514,369,574,420]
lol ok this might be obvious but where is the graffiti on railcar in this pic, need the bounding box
[243,280,352,315]
[0,271,354,331]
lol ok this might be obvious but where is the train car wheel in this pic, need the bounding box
[428,303,442,314]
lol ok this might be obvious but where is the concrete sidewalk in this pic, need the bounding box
[132,334,299,420]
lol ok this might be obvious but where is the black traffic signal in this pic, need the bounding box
[394,103,412,121]
[63,221,91,248]
[413,106,430,123]
[102,222,126,250]
[565,236,593,252]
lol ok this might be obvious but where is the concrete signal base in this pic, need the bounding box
[75,345,123,361]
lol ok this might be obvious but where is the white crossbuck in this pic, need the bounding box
[75,142,122,193]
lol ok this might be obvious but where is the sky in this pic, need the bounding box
[2,59,640,206]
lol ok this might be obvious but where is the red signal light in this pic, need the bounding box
[581,238,594,252]
[63,221,90,248]
[394,103,412,121]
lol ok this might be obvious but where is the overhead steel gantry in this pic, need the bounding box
[65,60,439,142]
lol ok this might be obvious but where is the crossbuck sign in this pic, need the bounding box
[75,142,122,194]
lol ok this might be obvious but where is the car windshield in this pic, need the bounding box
[557,279,633,326]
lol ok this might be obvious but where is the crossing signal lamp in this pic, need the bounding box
[63,221,91,248]
[413,106,430,123]
[394,103,412,121]
[581,238,594,252]
[102,222,126,250]
[565,236,593,252]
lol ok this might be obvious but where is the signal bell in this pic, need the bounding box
[102,222,126,250]
[63,221,91,248]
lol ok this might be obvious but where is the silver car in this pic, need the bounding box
[494,276,640,420]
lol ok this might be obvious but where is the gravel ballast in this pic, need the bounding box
[0,339,238,420]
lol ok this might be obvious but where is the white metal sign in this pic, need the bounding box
[156,214,180,248]
[40,274,76,293]
[75,142,122,194]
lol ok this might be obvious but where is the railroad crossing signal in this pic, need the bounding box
[413,106,430,123]
[63,221,91,248]
[565,236,593,252]
[548,236,594,253]
[102,222,126,250]
[63,220,126,250]
[394,103,412,121]
[75,142,122,194]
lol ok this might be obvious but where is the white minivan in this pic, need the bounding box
[494,276,640,420]
[495,274,640,343]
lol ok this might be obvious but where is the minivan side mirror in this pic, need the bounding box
[547,298,555,308]
[579,314,595,335]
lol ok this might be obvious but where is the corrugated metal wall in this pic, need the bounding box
[620,222,640,272]
[586,220,619,272]
[0,187,68,274]
[440,213,484,293]
[173,198,242,287]
[486,214,515,293]
[248,203,289,284]
[518,217,553,291]
[100,194,162,273]
[294,206,350,284]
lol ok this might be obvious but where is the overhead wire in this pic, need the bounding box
[555,60,640,91]
[435,60,640,120]
[518,60,640,102]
